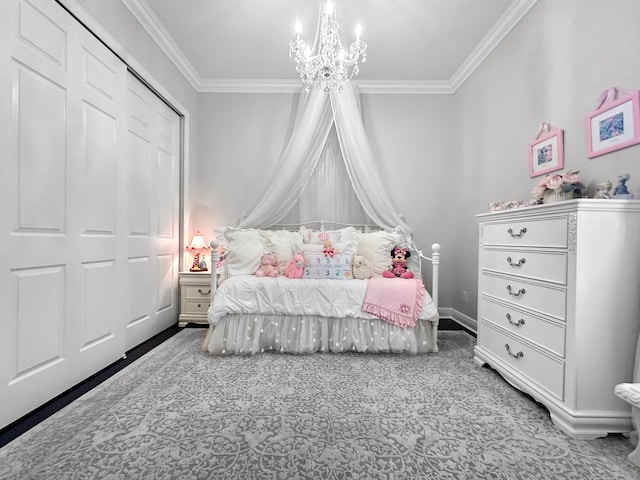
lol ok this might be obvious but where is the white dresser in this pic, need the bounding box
[475,199,640,439]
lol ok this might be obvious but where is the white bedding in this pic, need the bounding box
[208,275,438,325]
[203,276,439,355]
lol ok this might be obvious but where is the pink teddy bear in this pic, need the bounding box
[256,254,280,277]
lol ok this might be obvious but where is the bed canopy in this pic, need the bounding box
[237,84,411,234]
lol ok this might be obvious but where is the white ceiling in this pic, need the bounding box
[122,0,538,93]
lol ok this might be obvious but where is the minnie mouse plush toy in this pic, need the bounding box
[383,246,414,279]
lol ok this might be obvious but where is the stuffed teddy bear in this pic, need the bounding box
[352,255,374,280]
[255,254,280,277]
[383,246,414,279]
[284,254,305,279]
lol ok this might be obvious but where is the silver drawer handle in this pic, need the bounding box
[506,285,526,297]
[506,256,526,267]
[197,288,211,295]
[506,313,525,327]
[505,344,524,359]
[507,227,527,238]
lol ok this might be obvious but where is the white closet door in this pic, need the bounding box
[0,0,128,427]
[124,73,180,350]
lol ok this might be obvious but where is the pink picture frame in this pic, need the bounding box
[529,128,564,178]
[586,90,640,158]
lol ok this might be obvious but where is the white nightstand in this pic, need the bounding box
[179,271,213,327]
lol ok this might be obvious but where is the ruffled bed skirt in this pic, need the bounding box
[202,314,439,355]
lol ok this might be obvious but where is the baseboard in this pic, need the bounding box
[438,307,477,335]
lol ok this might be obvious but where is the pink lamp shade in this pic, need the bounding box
[186,231,210,272]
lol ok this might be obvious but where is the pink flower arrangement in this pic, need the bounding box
[532,170,583,198]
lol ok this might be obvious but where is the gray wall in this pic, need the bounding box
[193,91,454,301]
[450,0,640,319]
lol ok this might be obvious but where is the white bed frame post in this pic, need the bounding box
[418,243,440,310]
[430,244,440,310]
[210,240,218,300]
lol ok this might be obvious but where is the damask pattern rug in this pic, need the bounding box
[1,329,639,479]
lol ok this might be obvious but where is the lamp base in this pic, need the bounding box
[189,266,208,272]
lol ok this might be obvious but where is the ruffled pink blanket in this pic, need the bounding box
[362,277,425,328]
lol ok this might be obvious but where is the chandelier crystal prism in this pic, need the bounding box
[289,0,367,93]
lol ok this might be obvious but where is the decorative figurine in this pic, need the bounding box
[198,256,208,271]
[594,180,612,199]
[613,174,634,199]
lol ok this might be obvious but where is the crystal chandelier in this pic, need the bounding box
[289,0,367,93]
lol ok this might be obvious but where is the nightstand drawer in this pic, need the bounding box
[481,248,567,284]
[481,321,564,400]
[480,298,565,356]
[482,273,566,320]
[183,300,210,314]
[483,217,567,248]
[184,285,212,299]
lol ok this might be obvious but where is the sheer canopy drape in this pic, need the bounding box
[237,84,410,233]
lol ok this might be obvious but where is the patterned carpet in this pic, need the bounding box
[1,329,639,479]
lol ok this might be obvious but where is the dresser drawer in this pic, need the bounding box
[184,285,212,299]
[480,298,565,356]
[481,321,564,400]
[482,273,566,320]
[483,217,567,248]
[481,248,567,284]
[183,300,210,314]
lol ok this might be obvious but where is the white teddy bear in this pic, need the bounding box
[352,255,374,280]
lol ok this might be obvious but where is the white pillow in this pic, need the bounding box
[259,229,304,274]
[299,226,357,245]
[353,230,404,276]
[223,228,265,278]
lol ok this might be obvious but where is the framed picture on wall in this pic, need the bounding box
[586,90,640,158]
[529,126,564,178]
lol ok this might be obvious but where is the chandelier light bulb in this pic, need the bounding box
[326,1,333,15]
[355,23,362,40]
[295,20,302,35]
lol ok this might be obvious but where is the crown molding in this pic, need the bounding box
[196,80,456,95]
[124,0,539,95]
[121,0,203,90]
[449,0,539,91]
[197,79,303,94]
[356,81,454,95]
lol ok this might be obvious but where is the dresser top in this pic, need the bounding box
[476,198,640,221]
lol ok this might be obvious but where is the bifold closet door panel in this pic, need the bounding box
[124,73,180,351]
[0,0,128,429]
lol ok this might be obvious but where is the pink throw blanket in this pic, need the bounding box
[362,277,425,328]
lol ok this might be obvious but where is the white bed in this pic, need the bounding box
[201,224,440,355]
